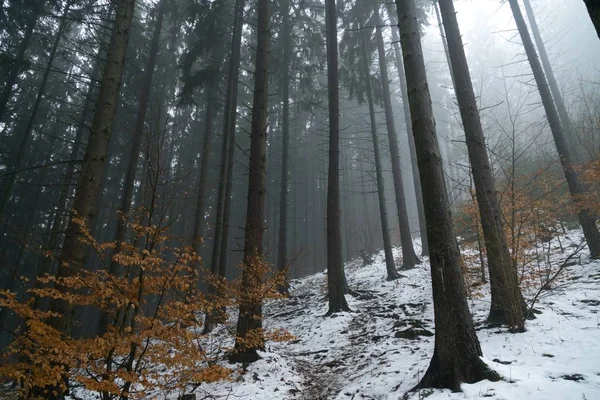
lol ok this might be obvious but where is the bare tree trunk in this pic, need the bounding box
[523,0,576,154]
[277,0,291,293]
[231,0,270,364]
[97,0,165,335]
[360,31,399,281]
[0,1,71,217]
[192,81,216,249]
[584,0,600,38]
[0,2,42,122]
[438,0,525,331]
[508,0,600,258]
[373,7,420,269]
[395,0,499,390]
[203,0,244,334]
[387,5,428,257]
[324,0,349,315]
[48,0,136,336]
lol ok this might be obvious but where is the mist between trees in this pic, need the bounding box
[0,0,599,398]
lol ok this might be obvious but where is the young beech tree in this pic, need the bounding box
[508,0,600,259]
[438,0,525,331]
[395,0,500,390]
[325,0,350,314]
[231,0,270,363]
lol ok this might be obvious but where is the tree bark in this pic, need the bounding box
[97,0,165,335]
[324,0,350,315]
[231,0,270,364]
[508,0,600,258]
[386,5,428,257]
[395,0,499,390]
[373,6,420,269]
[48,0,136,336]
[584,0,600,38]
[277,0,292,293]
[360,31,398,281]
[438,0,525,331]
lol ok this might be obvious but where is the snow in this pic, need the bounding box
[196,230,600,400]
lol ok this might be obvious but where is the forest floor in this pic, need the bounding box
[197,229,600,400]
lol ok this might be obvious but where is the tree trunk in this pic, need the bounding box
[192,81,216,250]
[395,0,499,390]
[277,0,292,293]
[387,13,429,257]
[360,31,398,281]
[584,0,600,38]
[508,0,600,258]
[97,0,165,335]
[523,0,576,155]
[324,0,349,315]
[0,2,42,122]
[48,0,136,336]
[0,1,71,217]
[231,0,270,364]
[438,0,525,331]
[373,6,420,269]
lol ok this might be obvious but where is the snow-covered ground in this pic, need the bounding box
[198,230,600,400]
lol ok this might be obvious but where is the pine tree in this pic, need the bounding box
[395,0,500,390]
[508,0,600,258]
[437,0,525,331]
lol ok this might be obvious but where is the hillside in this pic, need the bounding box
[200,231,600,400]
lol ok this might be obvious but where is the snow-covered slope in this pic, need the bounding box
[202,231,600,400]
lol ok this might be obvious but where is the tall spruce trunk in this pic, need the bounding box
[523,0,575,154]
[324,0,349,315]
[277,0,292,293]
[373,7,419,269]
[438,0,525,331]
[97,0,165,335]
[386,6,428,257]
[231,0,270,364]
[584,0,600,38]
[0,2,42,122]
[360,31,398,281]
[207,0,244,322]
[192,81,217,251]
[0,1,71,217]
[48,0,136,336]
[508,0,600,258]
[395,0,500,390]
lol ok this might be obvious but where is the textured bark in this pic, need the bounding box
[360,31,398,281]
[277,0,291,293]
[48,0,136,336]
[386,6,428,257]
[523,0,575,154]
[231,0,270,364]
[373,6,420,269]
[438,0,525,331]
[0,2,42,122]
[203,0,244,334]
[0,1,70,217]
[584,0,600,38]
[324,0,350,315]
[396,0,499,390]
[509,0,600,258]
[97,0,165,335]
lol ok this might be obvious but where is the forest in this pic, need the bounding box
[0,0,599,398]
